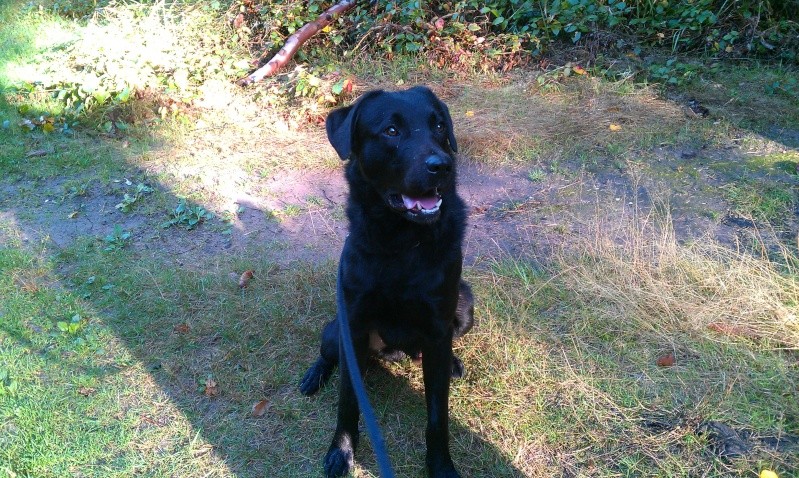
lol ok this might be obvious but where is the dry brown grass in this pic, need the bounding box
[448,77,686,164]
[560,211,799,349]
[448,209,799,475]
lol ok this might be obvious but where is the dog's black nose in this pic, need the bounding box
[425,155,452,175]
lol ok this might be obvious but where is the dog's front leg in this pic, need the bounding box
[422,336,461,478]
[324,330,366,477]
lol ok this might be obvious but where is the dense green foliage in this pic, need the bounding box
[242,0,798,68]
[3,0,795,134]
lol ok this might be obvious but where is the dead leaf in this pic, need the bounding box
[465,110,475,117]
[68,211,79,219]
[251,399,269,417]
[239,270,255,288]
[204,378,219,397]
[173,323,190,333]
[192,444,214,457]
[26,149,48,158]
[573,65,587,75]
[656,352,676,367]
[342,78,354,94]
[609,124,622,132]
[233,12,245,29]
[42,123,54,133]
[78,386,97,396]
[707,322,755,339]
[140,414,167,427]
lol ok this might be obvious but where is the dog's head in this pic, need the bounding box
[326,86,458,225]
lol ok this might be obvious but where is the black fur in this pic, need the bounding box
[299,86,474,478]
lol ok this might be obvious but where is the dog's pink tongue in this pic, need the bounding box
[402,195,439,210]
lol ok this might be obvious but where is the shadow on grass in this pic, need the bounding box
[0,236,528,476]
[0,87,528,476]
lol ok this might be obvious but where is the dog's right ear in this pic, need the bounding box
[325,104,355,160]
[326,90,383,160]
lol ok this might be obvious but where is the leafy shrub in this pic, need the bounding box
[238,0,798,71]
[7,1,250,130]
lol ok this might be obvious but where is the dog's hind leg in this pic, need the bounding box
[449,281,474,379]
[299,319,339,396]
[453,281,474,339]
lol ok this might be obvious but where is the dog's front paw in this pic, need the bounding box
[324,445,354,477]
[450,355,465,379]
[428,454,461,478]
[429,464,461,478]
[299,357,334,396]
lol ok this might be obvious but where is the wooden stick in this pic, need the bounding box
[237,0,358,86]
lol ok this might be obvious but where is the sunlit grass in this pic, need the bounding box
[5,206,796,477]
[1,1,798,477]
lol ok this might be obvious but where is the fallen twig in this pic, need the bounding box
[237,0,358,86]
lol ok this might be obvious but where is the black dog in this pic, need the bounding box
[299,86,474,478]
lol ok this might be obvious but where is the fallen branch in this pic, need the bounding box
[237,0,358,86]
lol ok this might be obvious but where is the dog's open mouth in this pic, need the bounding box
[387,189,442,219]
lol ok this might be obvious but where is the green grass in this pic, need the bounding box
[722,181,796,223]
[684,63,799,143]
[4,226,795,477]
[2,1,799,477]
[0,1,68,87]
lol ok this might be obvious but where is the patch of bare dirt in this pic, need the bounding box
[3,81,798,270]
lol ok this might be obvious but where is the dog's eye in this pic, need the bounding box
[435,122,445,133]
[383,126,399,137]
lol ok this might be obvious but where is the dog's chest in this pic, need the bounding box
[352,255,455,343]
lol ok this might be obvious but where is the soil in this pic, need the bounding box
[4,145,795,269]
[2,87,798,271]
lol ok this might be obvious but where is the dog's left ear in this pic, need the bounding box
[439,99,457,153]
[410,86,458,153]
[326,90,383,160]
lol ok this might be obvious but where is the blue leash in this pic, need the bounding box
[336,263,396,477]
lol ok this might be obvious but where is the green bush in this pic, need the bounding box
[240,0,798,67]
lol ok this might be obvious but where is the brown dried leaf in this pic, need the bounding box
[233,12,245,29]
[78,386,97,396]
[26,149,48,158]
[192,444,214,457]
[239,270,255,288]
[342,78,354,95]
[173,323,190,333]
[204,378,219,397]
[656,352,676,367]
[251,399,269,417]
[707,322,756,339]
